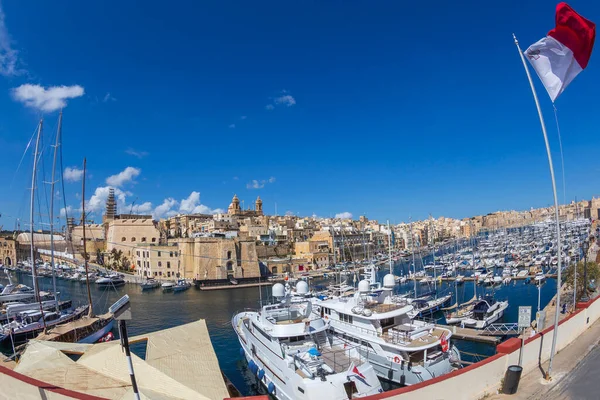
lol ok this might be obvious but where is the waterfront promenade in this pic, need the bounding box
[489,315,600,399]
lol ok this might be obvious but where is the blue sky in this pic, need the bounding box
[1,1,599,229]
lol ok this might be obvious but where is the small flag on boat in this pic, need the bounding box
[440,332,449,352]
[524,2,595,101]
[347,362,366,380]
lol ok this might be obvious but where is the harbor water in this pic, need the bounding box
[1,264,559,396]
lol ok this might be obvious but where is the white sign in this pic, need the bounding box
[518,306,532,329]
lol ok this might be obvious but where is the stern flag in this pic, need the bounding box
[525,2,595,101]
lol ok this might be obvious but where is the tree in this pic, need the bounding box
[563,261,600,302]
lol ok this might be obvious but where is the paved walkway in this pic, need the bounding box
[489,316,600,400]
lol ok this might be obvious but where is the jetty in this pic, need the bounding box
[436,324,503,344]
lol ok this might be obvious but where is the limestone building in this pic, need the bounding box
[1,237,17,267]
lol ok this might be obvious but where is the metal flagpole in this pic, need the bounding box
[513,34,562,380]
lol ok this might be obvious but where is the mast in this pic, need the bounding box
[387,220,392,274]
[30,119,46,330]
[410,218,417,297]
[48,111,62,312]
[430,217,437,293]
[81,158,94,317]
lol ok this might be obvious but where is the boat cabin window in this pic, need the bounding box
[322,307,331,315]
[284,335,307,343]
[380,317,395,329]
[253,325,271,342]
[339,313,353,324]
[344,381,358,398]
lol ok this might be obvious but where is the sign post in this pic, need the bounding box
[518,306,532,366]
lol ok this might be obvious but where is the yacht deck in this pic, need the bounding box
[383,326,447,348]
[320,345,363,373]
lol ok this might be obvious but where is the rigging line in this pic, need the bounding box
[10,124,39,190]
[552,104,567,206]
[58,129,75,257]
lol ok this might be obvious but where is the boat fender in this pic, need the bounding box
[257,369,265,380]
[239,347,245,357]
[393,356,401,364]
[248,360,258,374]
[267,382,275,394]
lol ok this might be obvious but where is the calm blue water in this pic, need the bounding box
[0,259,558,395]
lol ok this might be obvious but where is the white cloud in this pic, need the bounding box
[335,212,353,219]
[60,205,76,218]
[240,116,247,120]
[105,167,140,187]
[103,92,116,102]
[63,167,84,182]
[246,177,276,189]
[125,148,149,159]
[153,198,178,219]
[274,94,296,107]
[12,84,85,112]
[178,191,223,215]
[179,191,201,213]
[86,186,128,214]
[233,176,239,180]
[129,201,153,214]
[0,4,21,77]
[285,211,294,216]
[265,104,274,111]
[247,180,265,189]
[228,123,236,129]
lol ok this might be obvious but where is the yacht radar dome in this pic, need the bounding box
[272,283,285,298]
[296,280,309,295]
[383,274,396,289]
[358,279,370,293]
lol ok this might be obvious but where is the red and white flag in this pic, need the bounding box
[525,2,595,101]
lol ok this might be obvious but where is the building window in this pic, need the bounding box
[167,271,171,277]
[167,262,171,268]
[158,262,162,267]
[159,271,162,276]
[170,252,173,257]
[136,251,140,256]
[131,237,136,242]
[226,261,233,272]
[141,237,147,242]
[227,251,232,260]
[158,251,161,257]
[152,237,157,243]
[154,272,157,276]
[121,237,126,242]
[137,261,141,267]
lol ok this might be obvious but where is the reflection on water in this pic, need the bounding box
[1,263,558,396]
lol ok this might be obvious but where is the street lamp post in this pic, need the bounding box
[581,240,590,302]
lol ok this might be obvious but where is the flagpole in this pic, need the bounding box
[513,33,562,380]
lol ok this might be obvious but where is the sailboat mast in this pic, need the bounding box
[30,120,43,303]
[49,111,62,312]
[387,220,392,274]
[430,217,437,292]
[81,158,94,317]
[30,119,47,330]
[410,219,417,297]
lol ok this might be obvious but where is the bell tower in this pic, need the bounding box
[255,196,263,216]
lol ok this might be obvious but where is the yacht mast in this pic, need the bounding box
[48,111,62,312]
[410,218,417,297]
[30,119,47,330]
[430,216,437,293]
[387,220,392,274]
[81,158,94,318]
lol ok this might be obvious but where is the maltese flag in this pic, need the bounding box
[525,2,595,101]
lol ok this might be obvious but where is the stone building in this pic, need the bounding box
[134,244,180,279]
[106,218,161,259]
[176,236,261,280]
[294,240,331,269]
[227,194,264,217]
[1,237,17,267]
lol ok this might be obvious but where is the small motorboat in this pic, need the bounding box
[534,272,546,284]
[161,281,175,291]
[140,279,160,290]
[173,279,191,292]
[95,274,125,288]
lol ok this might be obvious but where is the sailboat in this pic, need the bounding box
[0,119,88,347]
[36,121,115,344]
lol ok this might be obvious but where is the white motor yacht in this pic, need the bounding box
[232,281,383,399]
[315,275,461,386]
